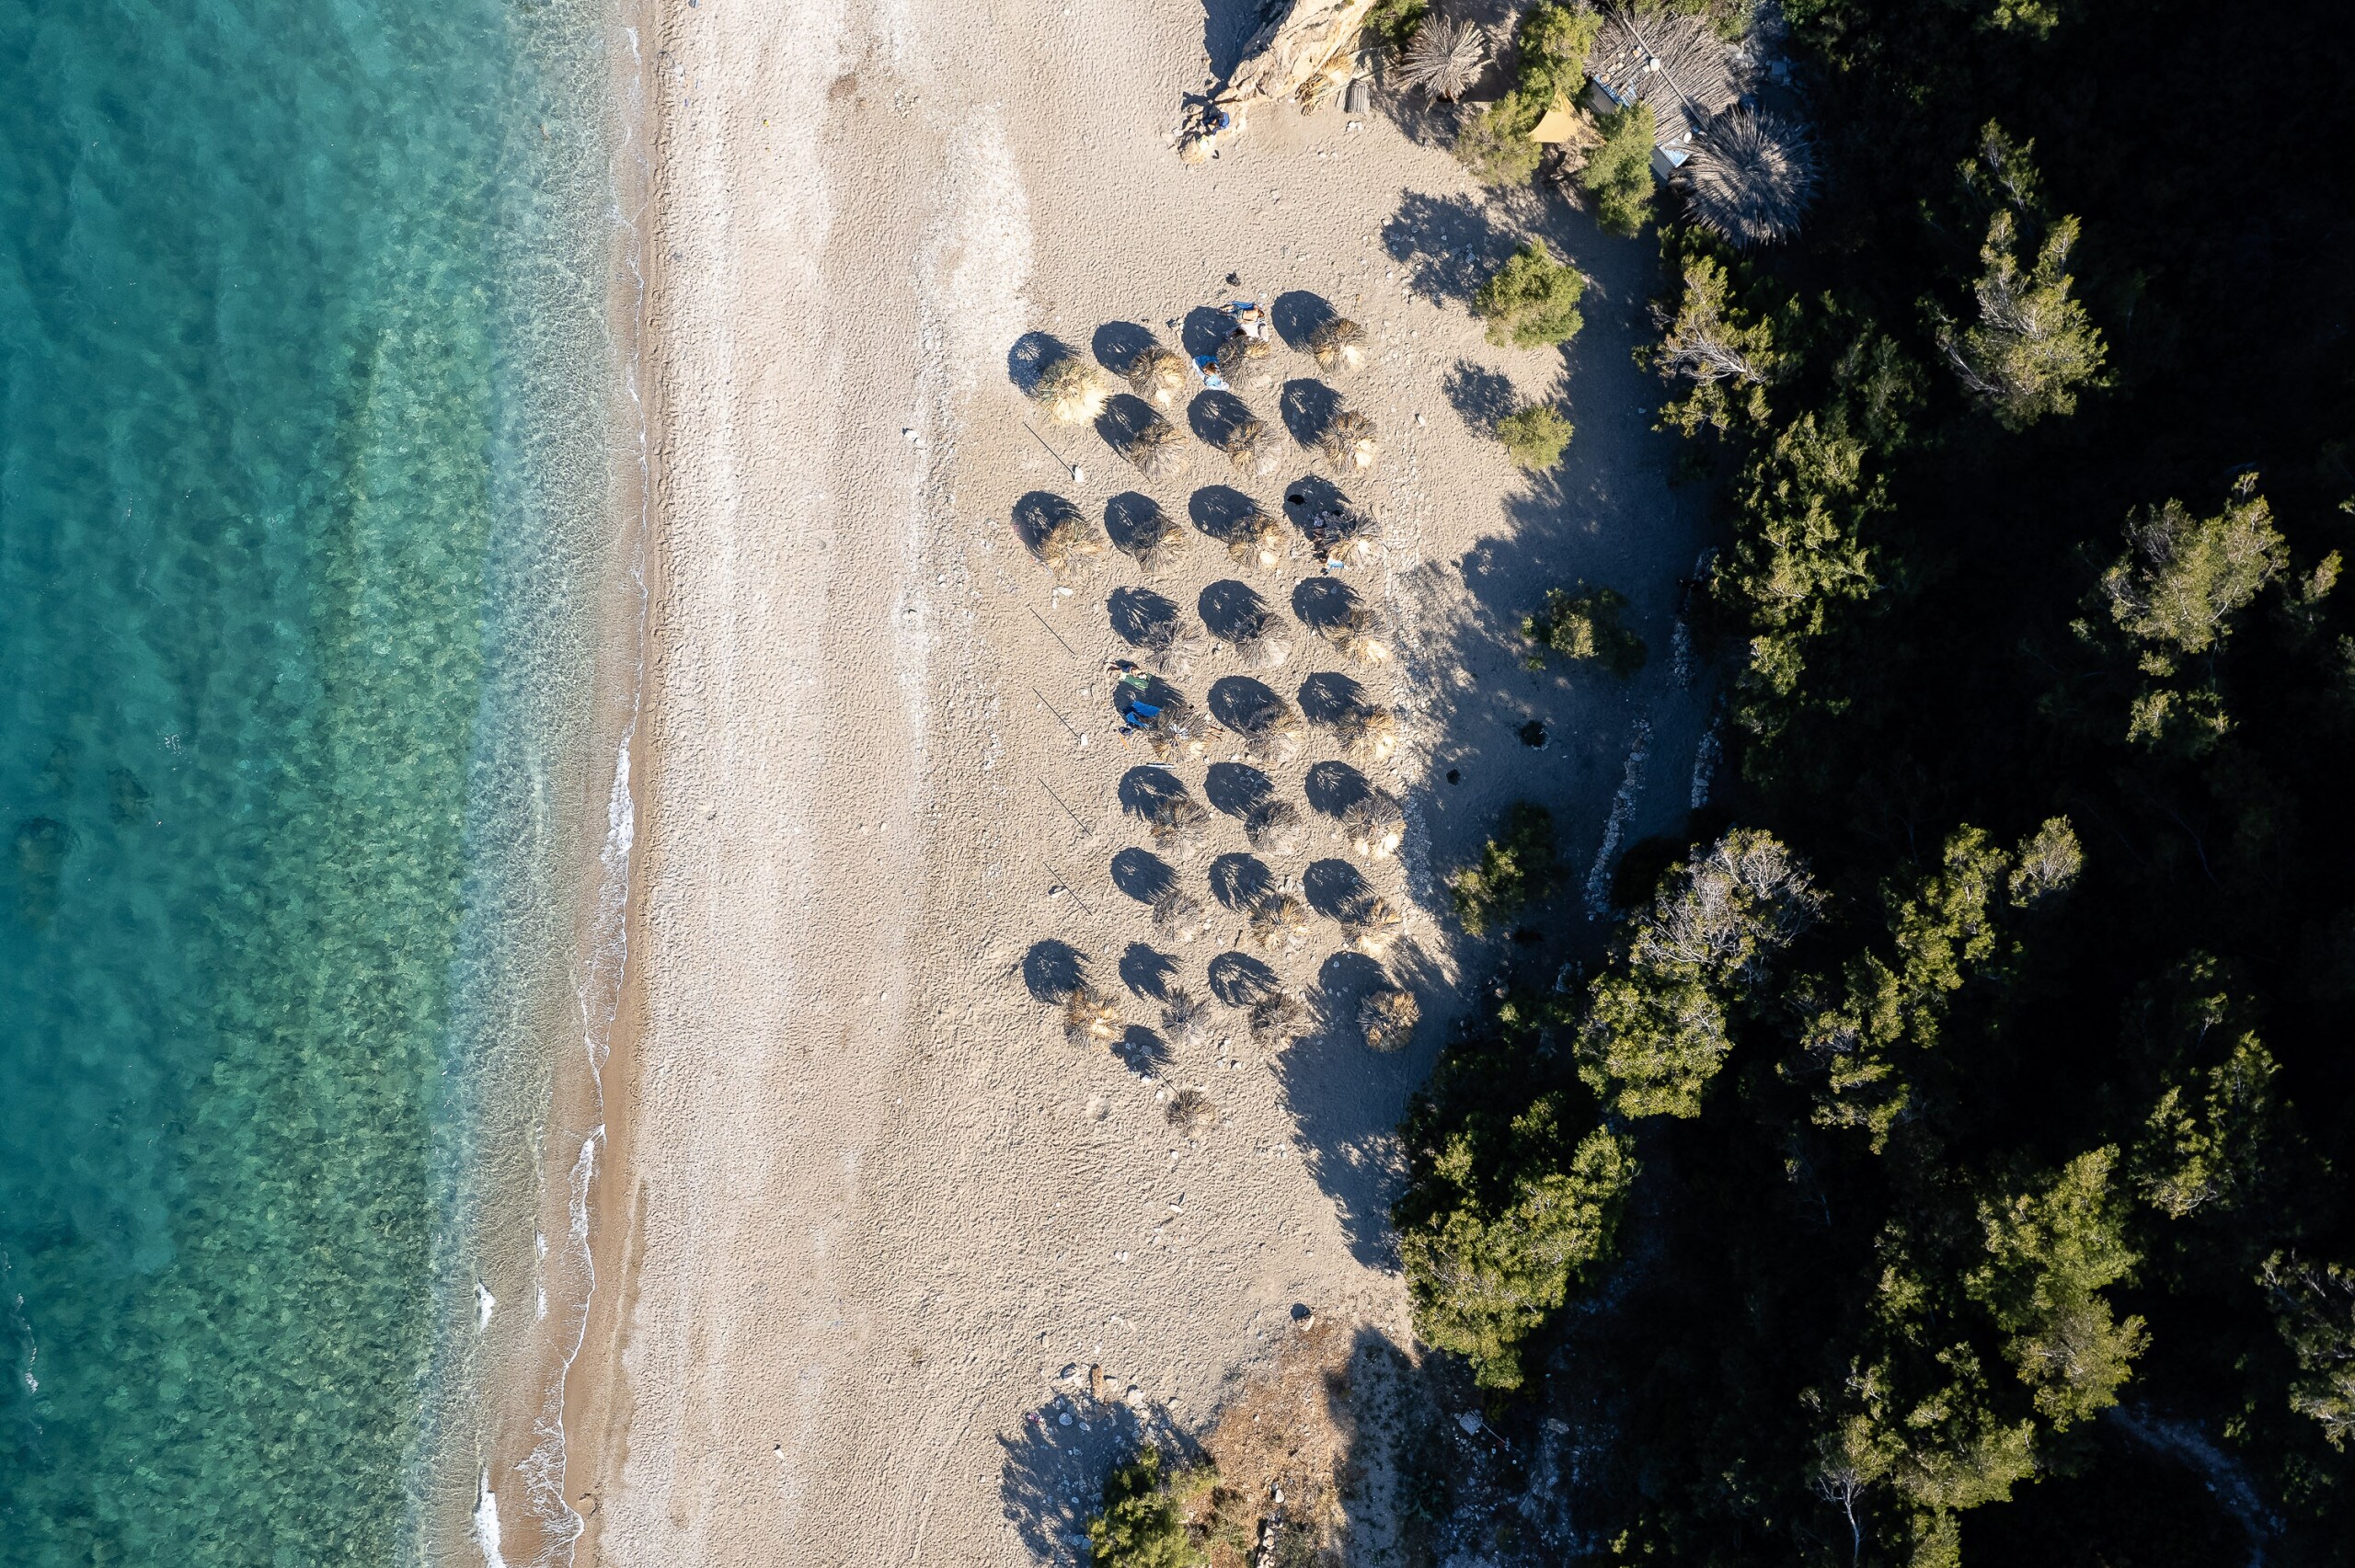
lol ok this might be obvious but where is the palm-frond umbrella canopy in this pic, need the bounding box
[1359,983,1419,1051]
[1152,887,1211,944]
[1161,989,1212,1050]
[1127,343,1191,407]
[1165,1085,1216,1135]
[1338,890,1404,956]
[1222,414,1286,479]
[1317,407,1378,474]
[1036,354,1109,424]
[1342,789,1406,859]
[1329,701,1399,764]
[1063,985,1123,1047]
[1307,316,1369,373]
[1225,506,1292,572]
[1243,797,1305,856]
[1317,601,1393,663]
[1122,412,1192,482]
[1247,990,1312,1049]
[1396,16,1488,101]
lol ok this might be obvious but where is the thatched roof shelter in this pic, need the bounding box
[1397,16,1489,101]
[1586,5,1740,177]
[1676,107,1818,247]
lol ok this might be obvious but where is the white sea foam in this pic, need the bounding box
[474,1469,508,1568]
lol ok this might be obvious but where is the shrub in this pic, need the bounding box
[1086,1447,1214,1568]
[1455,89,1547,187]
[1496,403,1573,468]
[1448,802,1558,935]
[1452,2,1602,188]
[1361,0,1430,52]
[1523,583,1646,676]
[1581,102,1657,236]
[1472,242,1586,349]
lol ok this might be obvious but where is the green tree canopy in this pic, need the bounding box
[1472,242,1587,349]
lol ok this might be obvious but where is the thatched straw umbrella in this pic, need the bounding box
[1229,604,1293,671]
[1678,109,1820,249]
[1359,984,1419,1052]
[1221,415,1286,479]
[1242,797,1305,856]
[1117,507,1189,577]
[1396,16,1488,101]
[1213,329,1273,381]
[1247,990,1312,1049]
[1160,988,1212,1050]
[1122,413,1192,482]
[1307,317,1369,374]
[1228,686,1304,764]
[1330,702,1399,764]
[1126,343,1190,408]
[1152,886,1211,944]
[1225,507,1292,573]
[1135,613,1207,677]
[1338,890,1404,956]
[1316,408,1379,474]
[1316,601,1393,664]
[1113,675,1212,761]
[1165,1085,1215,1136]
[1030,510,1106,582]
[1145,794,1212,858]
[1247,891,1313,952]
[1063,984,1123,1047]
[1341,789,1406,859]
[1036,354,1109,424]
[1302,499,1378,570]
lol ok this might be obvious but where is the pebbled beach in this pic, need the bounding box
[563,0,1717,1561]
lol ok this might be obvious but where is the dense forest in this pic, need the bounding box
[1393,0,2355,1562]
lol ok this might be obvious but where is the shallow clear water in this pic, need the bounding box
[0,1,620,1562]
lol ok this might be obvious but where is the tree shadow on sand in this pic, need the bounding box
[1443,359,1519,433]
[996,1392,1190,1567]
[1266,944,1445,1267]
[1380,191,1520,306]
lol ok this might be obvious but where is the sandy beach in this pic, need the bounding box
[555,0,1717,1561]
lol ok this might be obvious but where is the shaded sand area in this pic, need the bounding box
[569,0,1717,1560]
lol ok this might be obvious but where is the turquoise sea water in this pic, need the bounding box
[0,1,624,1562]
